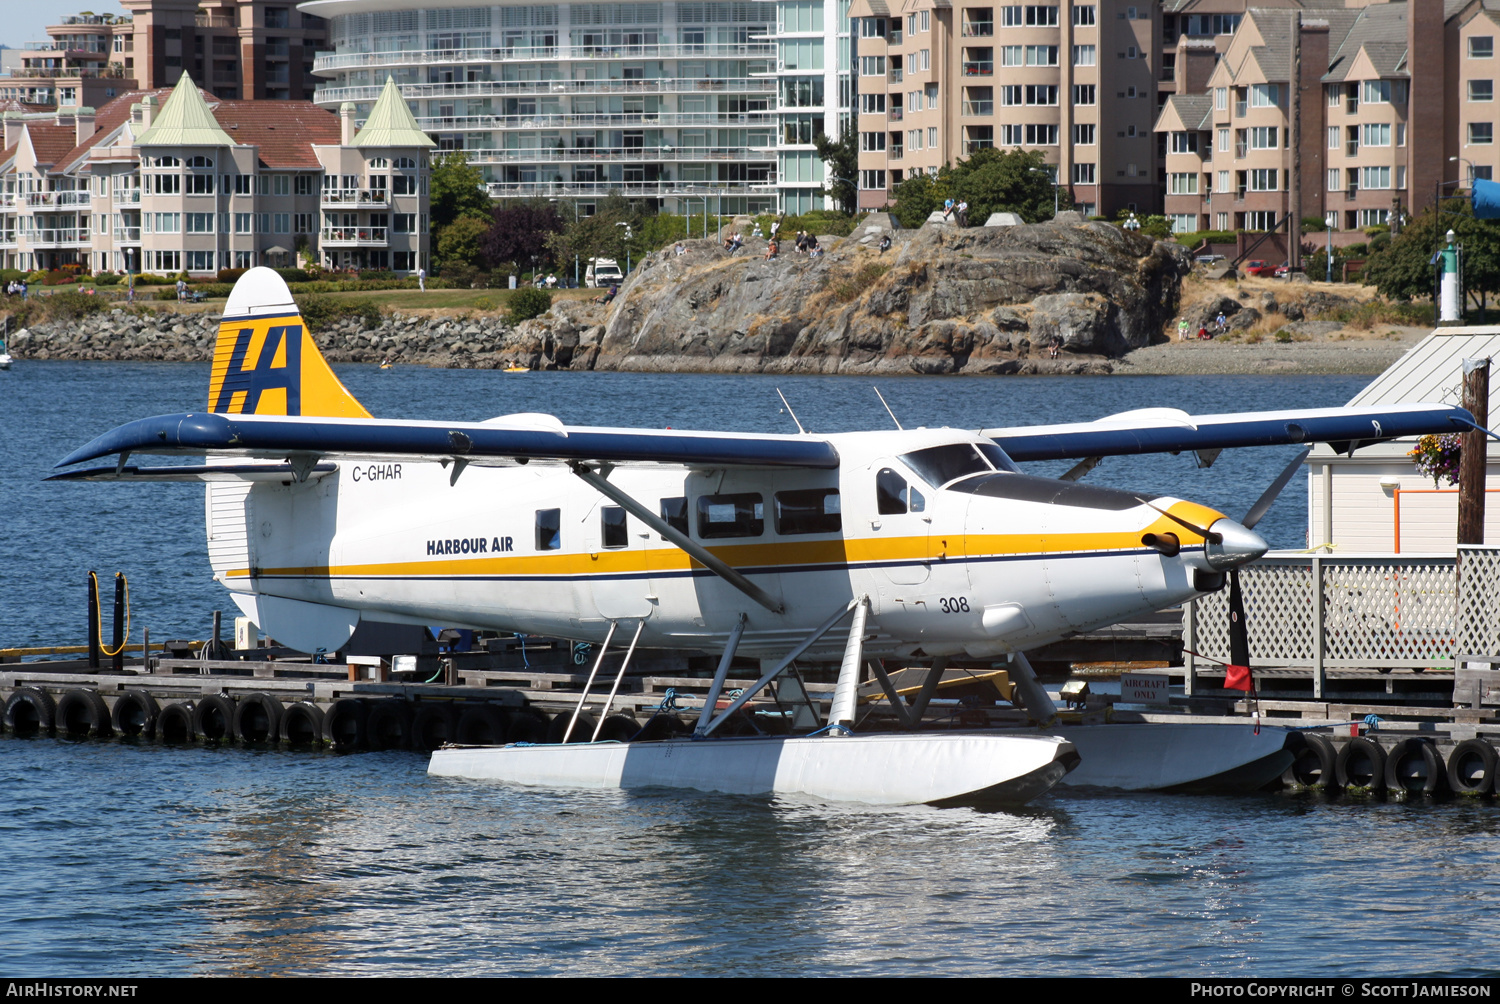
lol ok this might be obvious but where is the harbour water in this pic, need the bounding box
[3,361,1497,977]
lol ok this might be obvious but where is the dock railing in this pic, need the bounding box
[1182,550,1489,698]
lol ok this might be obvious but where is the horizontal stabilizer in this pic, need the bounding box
[984,404,1472,462]
[55,412,840,471]
[46,462,338,483]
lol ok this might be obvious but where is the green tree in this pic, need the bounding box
[1362,200,1500,313]
[813,131,859,216]
[435,215,491,270]
[429,151,492,231]
[890,148,1066,227]
[543,193,650,272]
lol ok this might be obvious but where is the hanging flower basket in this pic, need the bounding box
[1408,433,1462,487]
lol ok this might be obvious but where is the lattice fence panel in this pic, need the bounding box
[1190,557,1457,668]
[1321,562,1456,665]
[1458,547,1500,656]
[1193,562,1316,664]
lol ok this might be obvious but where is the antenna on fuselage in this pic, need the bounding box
[873,386,903,430]
[776,388,807,434]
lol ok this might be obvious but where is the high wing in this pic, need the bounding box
[983,404,1473,463]
[52,412,839,477]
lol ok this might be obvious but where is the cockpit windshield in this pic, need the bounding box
[900,442,1018,488]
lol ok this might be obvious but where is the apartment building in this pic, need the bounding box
[301,0,805,214]
[849,0,1161,218]
[1157,0,1500,237]
[0,74,430,275]
[1,1,328,110]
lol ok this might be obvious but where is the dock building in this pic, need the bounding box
[0,74,432,276]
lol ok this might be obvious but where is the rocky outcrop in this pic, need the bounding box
[582,218,1192,375]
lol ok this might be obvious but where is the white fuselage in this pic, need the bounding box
[209,428,1225,659]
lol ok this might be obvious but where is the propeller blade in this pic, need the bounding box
[1241,446,1312,531]
[1137,498,1223,544]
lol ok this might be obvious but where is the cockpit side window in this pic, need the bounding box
[876,468,926,514]
[976,441,1021,473]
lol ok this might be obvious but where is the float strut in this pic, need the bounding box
[694,613,746,736]
[591,620,644,741]
[563,620,617,743]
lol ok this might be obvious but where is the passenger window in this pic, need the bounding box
[535,508,561,551]
[775,488,841,534]
[660,496,688,537]
[696,493,764,538]
[601,505,628,548]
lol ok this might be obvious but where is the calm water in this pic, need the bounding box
[4,361,1497,977]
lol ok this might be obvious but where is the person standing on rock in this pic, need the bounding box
[1216,311,1226,334]
[1178,318,1189,341]
[418,266,426,292]
[955,201,969,226]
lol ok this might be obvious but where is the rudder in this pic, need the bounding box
[209,267,370,419]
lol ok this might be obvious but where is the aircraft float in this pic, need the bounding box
[53,268,1475,807]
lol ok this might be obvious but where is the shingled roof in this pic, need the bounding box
[210,100,340,167]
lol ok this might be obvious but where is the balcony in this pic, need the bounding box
[313,43,776,75]
[962,62,994,76]
[1235,143,1247,158]
[14,65,127,79]
[889,148,903,161]
[1346,141,1358,156]
[315,78,775,104]
[110,189,142,205]
[888,106,903,121]
[889,30,902,45]
[321,226,388,246]
[471,146,765,164]
[483,179,777,200]
[962,101,993,116]
[1235,101,1247,117]
[965,140,994,153]
[962,22,995,36]
[24,191,90,207]
[321,188,390,207]
[28,228,90,247]
[410,111,772,131]
[196,13,235,27]
[1346,186,1358,200]
[113,226,141,243]
[889,68,903,83]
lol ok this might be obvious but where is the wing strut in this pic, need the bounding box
[694,612,747,736]
[568,462,784,614]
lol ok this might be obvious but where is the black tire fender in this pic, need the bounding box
[158,701,195,743]
[504,709,550,744]
[56,689,112,737]
[4,687,57,735]
[1336,736,1387,791]
[233,693,285,743]
[1446,739,1498,795]
[1280,732,1337,789]
[545,710,596,744]
[111,690,160,737]
[596,714,641,742]
[192,694,237,741]
[281,702,326,745]
[366,699,413,750]
[324,698,368,748]
[455,704,509,745]
[1385,738,1446,795]
[411,703,455,750]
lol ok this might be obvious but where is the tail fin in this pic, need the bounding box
[208,266,371,418]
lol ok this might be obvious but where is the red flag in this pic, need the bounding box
[1224,662,1254,692]
[1225,569,1254,693]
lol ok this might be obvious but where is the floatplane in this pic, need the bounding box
[52,268,1473,807]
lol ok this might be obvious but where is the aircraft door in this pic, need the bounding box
[582,496,654,620]
[868,463,930,586]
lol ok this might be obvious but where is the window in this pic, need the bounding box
[1360,166,1391,189]
[901,444,996,488]
[294,213,315,233]
[1247,126,1276,150]
[153,212,180,233]
[1218,170,1231,193]
[860,55,886,75]
[1327,169,1340,191]
[234,213,253,234]
[535,508,561,551]
[295,175,315,196]
[274,213,291,233]
[1218,128,1230,152]
[1361,80,1392,104]
[600,506,628,548]
[1073,4,1095,26]
[271,175,291,196]
[860,93,887,113]
[1073,123,1096,145]
[1001,5,1057,26]
[1073,84,1095,105]
[1025,124,1058,145]
[1361,123,1391,147]
[185,173,215,194]
[697,494,764,539]
[1026,84,1057,105]
[1215,87,1227,111]
[659,497,688,536]
[1072,44,1095,66]
[922,9,930,30]
[152,174,180,195]
[860,169,887,190]
[186,250,214,271]
[1471,80,1494,101]
[392,213,417,233]
[1001,45,1022,66]
[1170,131,1198,154]
[185,212,214,234]
[928,126,938,147]
[876,469,925,515]
[1169,172,1198,195]
[774,489,841,535]
[1470,122,1495,145]
[860,132,887,152]
[1328,126,1339,150]
[1357,209,1390,227]
[921,48,930,70]
[1169,214,1197,234]
[1001,85,1022,106]
[1396,123,1406,147]
[1327,86,1340,107]
[1250,83,1279,107]
[1073,162,1095,183]
[1249,168,1277,191]
[1471,36,1494,59]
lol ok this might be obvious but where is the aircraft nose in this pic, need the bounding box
[1204,518,1268,570]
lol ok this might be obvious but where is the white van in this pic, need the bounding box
[585,258,624,287]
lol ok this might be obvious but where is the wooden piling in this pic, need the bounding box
[1460,358,1489,545]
